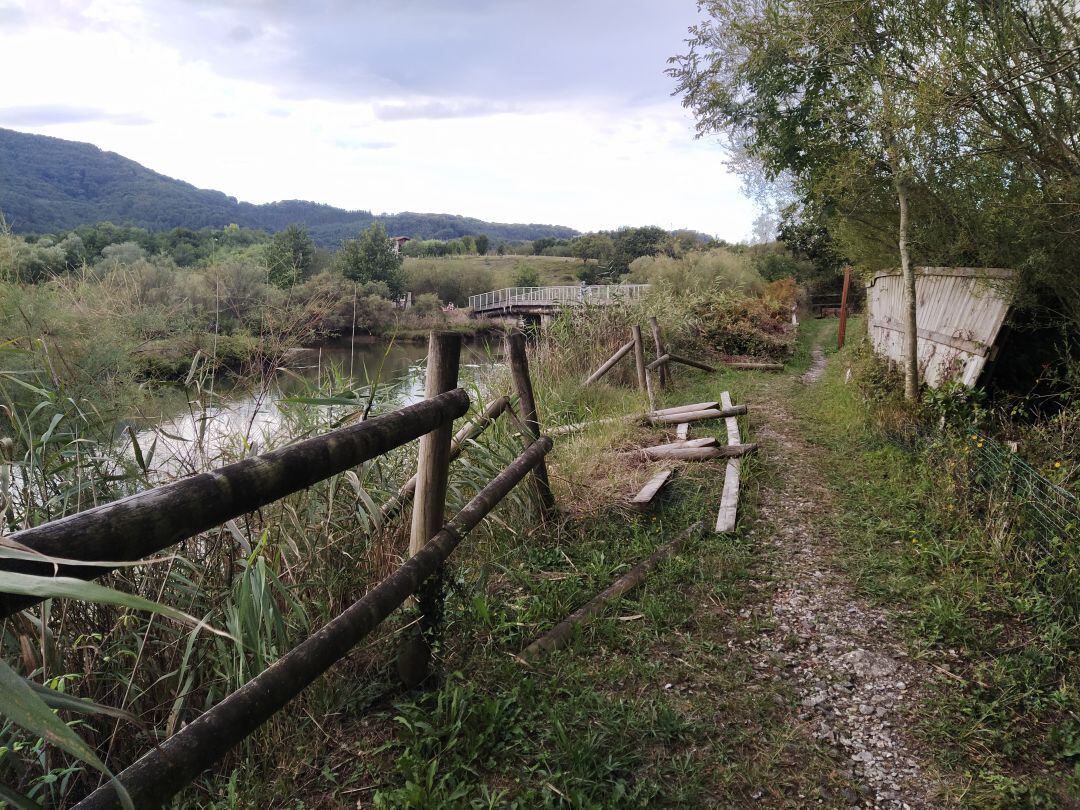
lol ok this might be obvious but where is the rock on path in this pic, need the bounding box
[746,359,942,808]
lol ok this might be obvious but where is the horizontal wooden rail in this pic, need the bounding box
[0,389,471,619]
[75,436,554,810]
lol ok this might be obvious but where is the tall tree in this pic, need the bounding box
[670,0,946,398]
[336,222,406,297]
[265,224,315,288]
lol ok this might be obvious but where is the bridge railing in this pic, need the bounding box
[2,333,554,809]
[468,284,651,312]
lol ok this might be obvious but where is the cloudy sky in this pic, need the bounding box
[0,1,754,238]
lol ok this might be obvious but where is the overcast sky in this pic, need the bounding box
[0,1,755,238]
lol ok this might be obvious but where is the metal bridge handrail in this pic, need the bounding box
[468,285,651,312]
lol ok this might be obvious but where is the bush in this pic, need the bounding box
[627,249,765,294]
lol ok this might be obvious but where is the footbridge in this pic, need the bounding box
[468,284,650,317]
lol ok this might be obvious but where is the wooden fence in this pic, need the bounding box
[0,331,553,809]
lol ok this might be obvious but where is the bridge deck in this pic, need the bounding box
[468,284,650,314]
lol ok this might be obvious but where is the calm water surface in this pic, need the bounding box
[138,336,501,473]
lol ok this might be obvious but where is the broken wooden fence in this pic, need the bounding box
[0,331,554,809]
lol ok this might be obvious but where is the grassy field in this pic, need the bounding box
[405,254,587,289]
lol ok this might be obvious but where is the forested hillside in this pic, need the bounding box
[0,128,578,244]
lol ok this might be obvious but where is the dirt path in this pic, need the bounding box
[745,352,942,808]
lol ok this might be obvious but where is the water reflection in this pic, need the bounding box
[139,336,501,474]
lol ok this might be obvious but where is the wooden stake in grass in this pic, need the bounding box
[631,325,649,402]
[582,339,634,386]
[520,521,705,660]
[506,330,555,518]
[400,331,460,686]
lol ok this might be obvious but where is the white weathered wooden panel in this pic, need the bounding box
[715,391,741,533]
[865,268,1013,388]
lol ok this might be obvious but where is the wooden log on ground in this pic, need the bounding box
[519,521,704,660]
[630,468,673,509]
[649,401,720,417]
[642,437,716,453]
[631,325,649,399]
[637,443,757,462]
[675,423,689,440]
[649,316,668,387]
[0,389,471,619]
[648,405,746,425]
[716,391,743,533]
[726,361,783,371]
[77,437,554,810]
[582,339,634,386]
[506,331,555,517]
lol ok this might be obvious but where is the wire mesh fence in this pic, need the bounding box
[963,433,1080,549]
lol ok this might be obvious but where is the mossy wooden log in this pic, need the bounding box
[506,331,555,517]
[582,340,634,386]
[636,443,757,462]
[0,389,471,620]
[402,332,461,683]
[520,521,704,660]
[648,406,746,425]
[75,437,554,810]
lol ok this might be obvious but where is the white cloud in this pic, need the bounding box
[0,1,756,239]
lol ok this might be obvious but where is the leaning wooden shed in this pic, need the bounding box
[866,267,1014,388]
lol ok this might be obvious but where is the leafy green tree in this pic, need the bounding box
[611,226,668,274]
[475,234,490,255]
[265,224,315,288]
[336,222,406,297]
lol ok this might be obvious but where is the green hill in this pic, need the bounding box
[0,127,578,244]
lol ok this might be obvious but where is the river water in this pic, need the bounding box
[138,336,502,474]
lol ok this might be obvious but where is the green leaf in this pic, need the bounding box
[0,571,231,639]
[25,680,141,724]
[0,659,133,810]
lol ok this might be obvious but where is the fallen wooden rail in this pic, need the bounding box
[647,353,717,373]
[583,339,635,386]
[647,405,746,425]
[715,391,743,533]
[0,389,471,619]
[636,443,757,462]
[75,437,554,810]
[726,361,783,371]
[520,521,704,660]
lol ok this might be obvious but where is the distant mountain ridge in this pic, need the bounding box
[0,127,579,244]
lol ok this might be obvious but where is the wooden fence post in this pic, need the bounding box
[505,330,555,518]
[399,331,460,686]
[649,316,668,388]
[837,265,852,350]
[631,325,649,400]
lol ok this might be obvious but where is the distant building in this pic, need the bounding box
[392,236,411,254]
